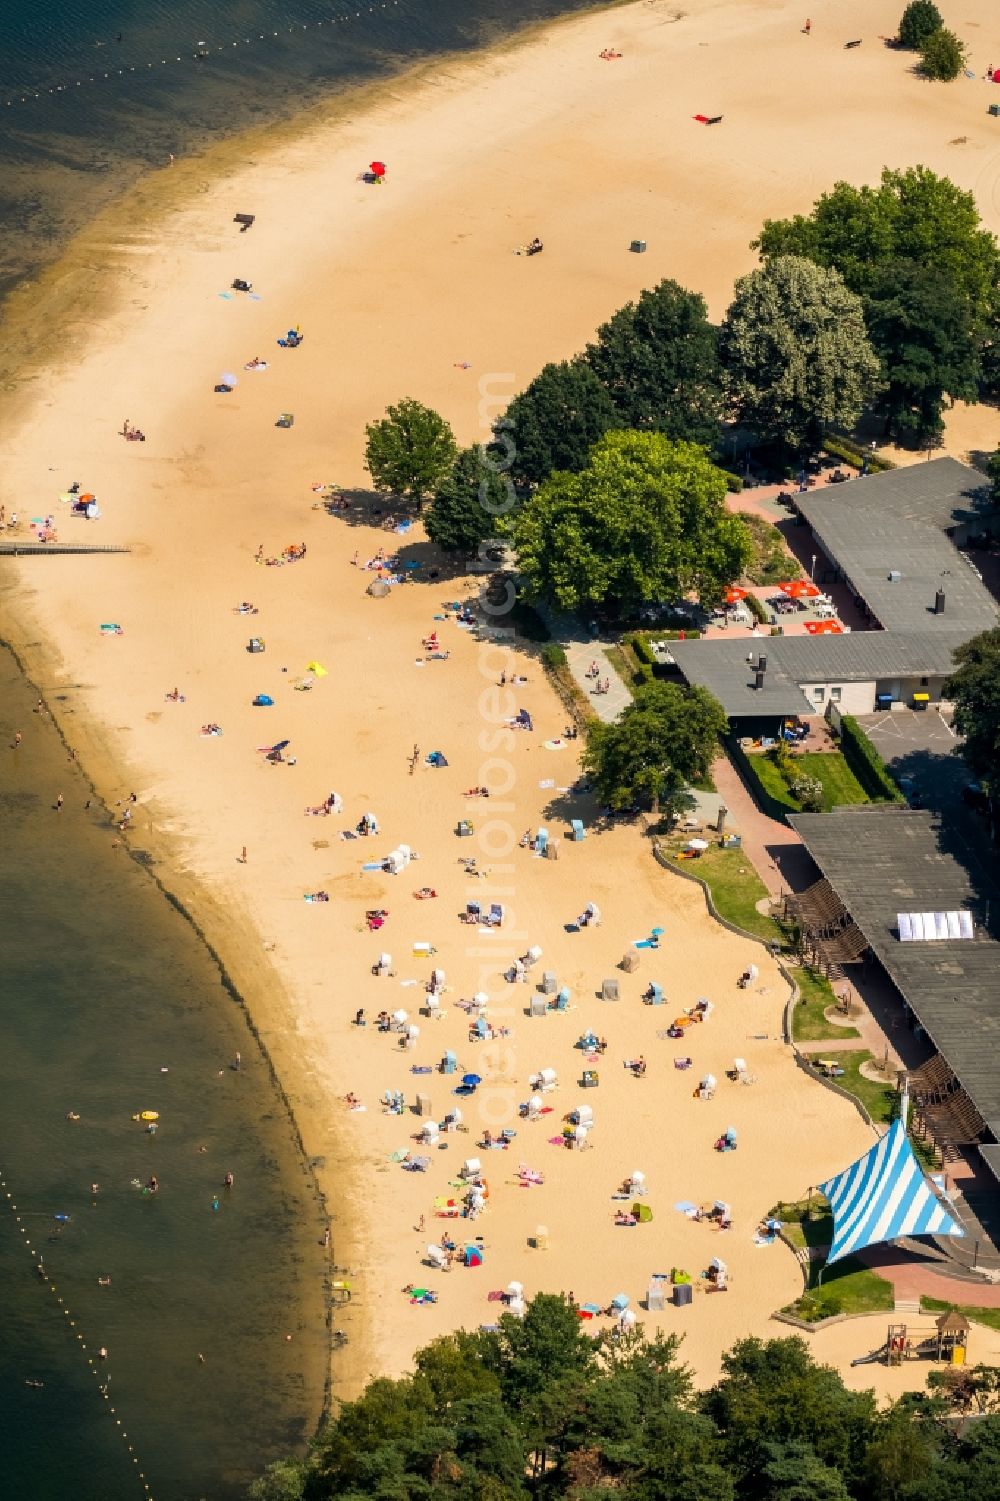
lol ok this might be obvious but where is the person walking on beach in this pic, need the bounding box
[804,17,811,33]
[234,1051,242,1072]
[55,793,64,812]
[13,731,22,748]
[239,846,247,864]
[224,1172,234,1191]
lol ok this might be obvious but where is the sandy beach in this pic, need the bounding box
[3,0,1000,1408]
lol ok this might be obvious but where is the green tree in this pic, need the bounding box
[945,627,1000,784]
[919,27,968,81]
[583,681,728,814]
[757,1440,853,1500]
[864,263,980,444]
[249,1459,307,1501]
[510,431,752,615]
[899,1,943,47]
[753,167,1000,317]
[703,1336,877,1491]
[424,445,515,555]
[498,360,618,486]
[720,256,880,451]
[363,397,458,503]
[585,279,724,447]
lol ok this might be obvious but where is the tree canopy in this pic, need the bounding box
[753,167,1000,320]
[582,680,728,814]
[498,360,619,487]
[249,1312,1000,1501]
[425,444,515,555]
[864,262,980,443]
[364,398,458,503]
[720,256,880,451]
[945,627,1000,785]
[510,431,752,615]
[899,1,943,48]
[585,279,724,448]
[919,26,967,81]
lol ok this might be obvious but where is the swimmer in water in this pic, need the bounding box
[223,1172,234,1191]
[98,1276,112,1286]
[147,1175,159,1194]
[211,1195,220,1212]
[91,1183,100,1195]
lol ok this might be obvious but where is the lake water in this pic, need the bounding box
[0,0,600,299]
[0,641,331,1500]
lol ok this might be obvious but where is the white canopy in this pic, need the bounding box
[392,1009,408,1023]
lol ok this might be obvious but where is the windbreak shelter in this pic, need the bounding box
[818,1116,965,1266]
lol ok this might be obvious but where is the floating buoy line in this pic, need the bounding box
[2,1167,154,1499]
[4,1,404,109]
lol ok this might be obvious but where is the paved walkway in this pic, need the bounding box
[563,636,632,723]
[858,1245,1000,1305]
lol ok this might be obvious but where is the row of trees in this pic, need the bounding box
[250,1296,1000,1500]
[366,161,1000,521]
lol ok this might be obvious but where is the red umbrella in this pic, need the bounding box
[370,161,386,177]
[724,587,747,604]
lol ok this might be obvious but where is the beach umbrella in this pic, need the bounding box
[723,586,747,603]
[219,372,239,388]
[370,160,386,176]
[686,838,709,851]
[462,1073,482,1088]
[392,1008,408,1023]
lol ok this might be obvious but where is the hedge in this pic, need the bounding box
[746,592,769,625]
[718,469,744,493]
[823,435,895,474]
[838,714,905,802]
[541,643,567,668]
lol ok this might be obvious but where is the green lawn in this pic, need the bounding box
[922,1297,1000,1334]
[789,965,860,1042]
[659,839,781,943]
[746,750,870,814]
[796,752,871,810]
[826,1050,898,1124]
[745,752,799,812]
[777,1198,894,1321]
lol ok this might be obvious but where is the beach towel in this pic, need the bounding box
[543,739,567,750]
[547,1135,565,1146]
[693,114,710,123]
[674,1201,697,1214]
[389,1148,409,1162]
[487,1289,505,1302]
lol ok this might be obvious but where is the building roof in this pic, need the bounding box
[668,632,972,718]
[796,459,997,636]
[788,807,1000,1147]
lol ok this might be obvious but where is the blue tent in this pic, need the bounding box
[819,1117,964,1266]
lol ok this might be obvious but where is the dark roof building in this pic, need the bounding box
[789,807,1000,1173]
[670,458,998,720]
[794,458,997,636]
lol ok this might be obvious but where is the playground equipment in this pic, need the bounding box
[851,1310,970,1368]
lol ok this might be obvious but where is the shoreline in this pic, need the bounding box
[0,629,343,1434]
[0,0,635,403]
[4,0,1000,1420]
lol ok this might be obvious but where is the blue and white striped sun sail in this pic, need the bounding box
[819,1118,965,1265]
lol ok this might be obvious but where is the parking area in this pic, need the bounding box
[855,707,965,813]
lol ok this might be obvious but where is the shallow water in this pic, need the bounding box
[0,0,601,299]
[0,642,329,1500]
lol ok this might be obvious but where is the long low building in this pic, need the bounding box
[788,806,1000,1178]
[669,630,972,723]
[794,458,998,636]
[669,458,998,727]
